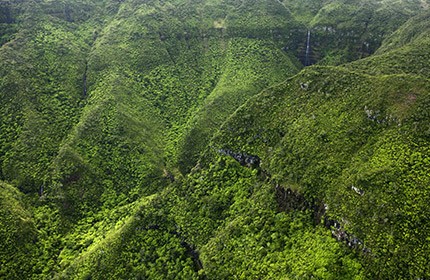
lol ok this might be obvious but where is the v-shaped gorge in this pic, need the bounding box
[1,0,430,279]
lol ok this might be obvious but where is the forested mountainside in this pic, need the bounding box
[1,0,430,279]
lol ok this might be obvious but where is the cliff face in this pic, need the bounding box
[1,0,430,279]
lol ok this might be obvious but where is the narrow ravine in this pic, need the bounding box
[220,148,369,253]
[139,225,207,279]
[82,61,88,98]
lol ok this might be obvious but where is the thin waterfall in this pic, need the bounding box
[305,30,311,66]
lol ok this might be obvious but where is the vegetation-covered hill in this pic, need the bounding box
[1,0,430,279]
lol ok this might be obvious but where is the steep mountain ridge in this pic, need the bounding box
[203,66,430,278]
[347,10,430,77]
[1,0,430,279]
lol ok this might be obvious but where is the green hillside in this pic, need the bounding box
[1,0,430,279]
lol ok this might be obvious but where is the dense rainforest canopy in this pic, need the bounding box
[1,0,430,279]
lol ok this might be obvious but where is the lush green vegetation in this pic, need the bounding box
[1,0,430,279]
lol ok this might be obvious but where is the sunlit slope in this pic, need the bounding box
[177,38,299,173]
[203,65,430,279]
[194,15,430,280]
[347,11,430,77]
[0,0,301,278]
[0,181,37,279]
[0,0,302,212]
[280,0,427,64]
[0,0,430,279]
[0,2,102,194]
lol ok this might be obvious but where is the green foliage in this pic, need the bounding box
[327,132,430,279]
[202,212,364,279]
[347,11,430,77]
[0,182,37,279]
[177,38,299,173]
[208,64,430,278]
[1,0,430,279]
[287,0,424,64]
[50,193,199,279]
[0,13,93,192]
